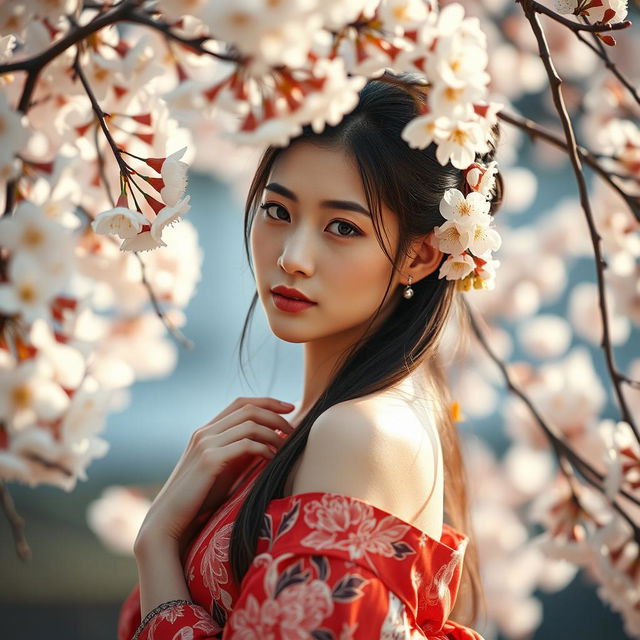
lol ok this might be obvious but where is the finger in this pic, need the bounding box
[208,397,295,424]
[199,422,287,454]
[208,403,295,437]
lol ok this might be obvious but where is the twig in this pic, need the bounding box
[125,8,243,64]
[134,252,194,350]
[0,1,240,78]
[517,0,639,445]
[0,480,31,562]
[71,49,133,190]
[496,110,640,223]
[78,205,194,349]
[576,15,640,107]
[526,0,632,33]
[94,125,116,208]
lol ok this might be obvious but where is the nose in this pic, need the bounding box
[277,227,315,277]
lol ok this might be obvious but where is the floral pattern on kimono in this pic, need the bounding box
[118,456,485,640]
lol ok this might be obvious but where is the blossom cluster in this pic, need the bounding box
[431,160,501,291]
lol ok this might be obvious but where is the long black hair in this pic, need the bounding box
[229,69,503,627]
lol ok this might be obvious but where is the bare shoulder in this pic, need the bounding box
[290,393,444,539]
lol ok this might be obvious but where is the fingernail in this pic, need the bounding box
[279,401,295,407]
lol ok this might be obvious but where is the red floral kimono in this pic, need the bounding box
[118,455,485,640]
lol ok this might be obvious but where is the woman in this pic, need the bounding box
[118,70,502,640]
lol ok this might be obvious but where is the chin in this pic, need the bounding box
[267,321,318,344]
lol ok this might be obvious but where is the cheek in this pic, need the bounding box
[327,245,393,302]
[250,221,274,273]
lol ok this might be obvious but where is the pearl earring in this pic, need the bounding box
[403,275,414,299]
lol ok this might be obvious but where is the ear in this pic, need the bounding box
[400,231,444,285]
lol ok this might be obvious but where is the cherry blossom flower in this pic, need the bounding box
[159,147,189,206]
[466,160,498,198]
[439,188,491,225]
[472,251,501,290]
[0,90,31,163]
[435,119,485,169]
[554,0,628,24]
[292,58,368,136]
[150,195,192,245]
[433,219,473,255]
[401,111,450,150]
[317,0,379,31]
[568,281,631,346]
[199,0,322,68]
[429,79,480,120]
[466,221,502,255]
[438,252,476,281]
[0,252,65,323]
[0,357,69,433]
[91,202,149,240]
[516,314,572,359]
[377,0,432,32]
[0,200,71,258]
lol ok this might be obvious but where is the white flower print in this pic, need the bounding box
[201,521,234,610]
[147,605,186,640]
[297,494,417,574]
[424,542,467,617]
[227,555,336,639]
[380,590,413,639]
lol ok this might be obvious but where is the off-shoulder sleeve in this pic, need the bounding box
[220,491,485,639]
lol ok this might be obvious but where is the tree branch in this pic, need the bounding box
[526,0,632,33]
[496,110,640,223]
[516,0,639,445]
[576,15,640,107]
[0,480,31,562]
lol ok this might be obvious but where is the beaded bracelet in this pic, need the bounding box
[131,599,197,640]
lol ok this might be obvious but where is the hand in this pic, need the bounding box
[134,396,295,555]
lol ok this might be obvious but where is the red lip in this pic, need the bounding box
[271,286,315,303]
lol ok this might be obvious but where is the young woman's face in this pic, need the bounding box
[250,140,405,346]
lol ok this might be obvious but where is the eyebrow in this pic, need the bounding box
[264,182,371,218]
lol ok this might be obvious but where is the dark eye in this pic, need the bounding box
[260,202,362,238]
[259,203,289,221]
[327,220,360,237]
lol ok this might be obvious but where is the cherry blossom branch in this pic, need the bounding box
[496,110,640,223]
[525,0,632,32]
[71,49,133,190]
[516,0,639,444]
[75,206,194,349]
[0,0,238,78]
[462,298,640,544]
[125,7,244,64]
[135,252,195,350]
[93,126,116,207]
[2,0,140,216]
[69,49,193,348]
[2,32,194,352]
[0,480,31,562]
[0,0,240,219]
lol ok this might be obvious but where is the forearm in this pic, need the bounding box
[134,535,192,618]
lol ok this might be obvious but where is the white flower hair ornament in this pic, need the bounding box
[429,159,501,292]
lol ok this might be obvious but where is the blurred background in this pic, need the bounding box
[1,1,640,639]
